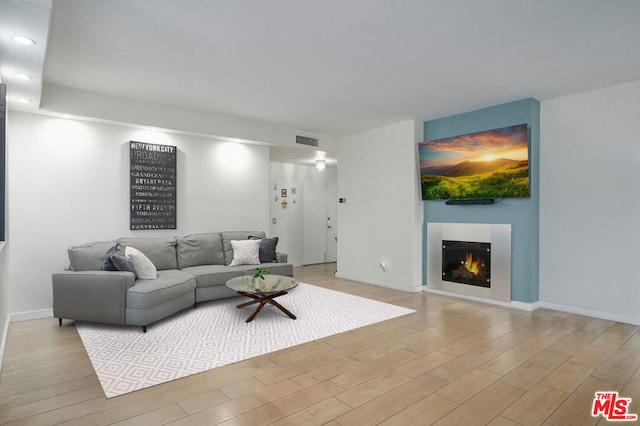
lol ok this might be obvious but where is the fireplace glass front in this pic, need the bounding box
[442,240,491,288]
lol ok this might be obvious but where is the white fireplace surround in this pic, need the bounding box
[427,223,511,303]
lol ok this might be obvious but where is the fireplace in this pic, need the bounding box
[427,223,511,303]
[442,240,491,288]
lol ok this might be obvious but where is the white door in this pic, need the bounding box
[302,179,335,265]
[325,180,338,262]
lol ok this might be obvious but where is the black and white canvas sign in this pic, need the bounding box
[130,141,177,230]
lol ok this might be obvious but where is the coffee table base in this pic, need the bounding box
[236,290,297,323]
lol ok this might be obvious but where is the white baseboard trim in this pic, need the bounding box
[334,272,423,293]
[424,287,540,312]
[538,301,640,326]
[420,289,640,325]
[10,308,53,323]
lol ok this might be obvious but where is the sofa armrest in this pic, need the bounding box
[275,252,288,263]
[52,271,136,325]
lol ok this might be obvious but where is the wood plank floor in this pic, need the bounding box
[2,263,640,425]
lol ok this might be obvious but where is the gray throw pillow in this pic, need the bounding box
[111,250,136,274]
[250,236,279,263]
[102,245,119,271]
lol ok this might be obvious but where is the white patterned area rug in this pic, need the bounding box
[76,283,415,398]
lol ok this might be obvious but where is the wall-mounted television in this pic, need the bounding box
[0,83,5,241]
[419,123,529,201]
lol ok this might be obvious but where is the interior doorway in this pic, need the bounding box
[302,178,337,265]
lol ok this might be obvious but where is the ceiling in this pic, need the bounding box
[2,0,640,166]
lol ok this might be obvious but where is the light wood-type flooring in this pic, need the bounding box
[2,263,640,425]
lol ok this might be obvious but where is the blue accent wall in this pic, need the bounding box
[422,98,540,303]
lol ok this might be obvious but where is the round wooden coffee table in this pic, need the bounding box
[226,275,298,323]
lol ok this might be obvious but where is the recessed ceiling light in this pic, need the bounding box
[12,35,36,45]
[15,98,32,103]
[16,72,33,80]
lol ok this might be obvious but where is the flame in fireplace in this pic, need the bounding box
[465,252,484,275]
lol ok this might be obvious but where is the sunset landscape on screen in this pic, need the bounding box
[419,123,529,200]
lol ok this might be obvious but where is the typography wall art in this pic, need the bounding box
[129,141,177,230]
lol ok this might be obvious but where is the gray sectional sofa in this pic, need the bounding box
[52,231,292,331]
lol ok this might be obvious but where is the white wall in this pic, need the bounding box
[269,162,337,266]
[540,80,640,324]
[336,120,423,292]
[0,242,8,372]
[7,112,270,316]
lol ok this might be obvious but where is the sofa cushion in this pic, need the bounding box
[181,265,243,288]
[176,233,225,269]
[126,269,196,310]
[221,231,266,265]
[235,263,294,277]
[68,240,117,271]
[118,237,178,270]
[125,246,158,280]
[229,239,261,266]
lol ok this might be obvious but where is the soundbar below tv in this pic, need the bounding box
[445,199,495,206]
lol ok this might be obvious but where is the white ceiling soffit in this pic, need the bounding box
[3,0,640,162]
[0,0,51,111]
[270,145,337,169]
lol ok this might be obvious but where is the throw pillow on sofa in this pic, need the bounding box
[102,244,120,271]
[249,236,279,263]
[112,250,137,274]
[125,246,158,280]
[103,244,137,274]
[229,239,261,266]
[221,231,266,265]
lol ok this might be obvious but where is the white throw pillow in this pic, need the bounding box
[125,246,158,280]
[229,239,261,267]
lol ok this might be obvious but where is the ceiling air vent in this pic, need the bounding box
[296,135,319,147]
